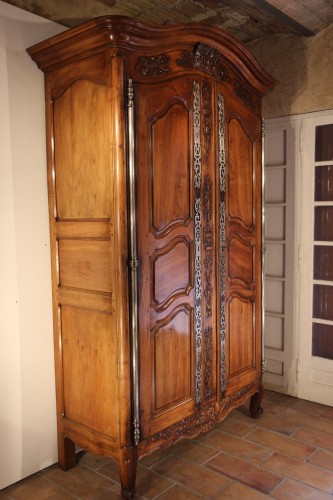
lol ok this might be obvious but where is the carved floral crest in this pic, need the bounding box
[135,54,171,77]
[177,43,229,82]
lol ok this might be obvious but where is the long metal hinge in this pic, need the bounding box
[127,78,140,446]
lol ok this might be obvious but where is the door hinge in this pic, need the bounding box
[262,358,266,373]
[296,358,300,382]
[298,245,302,269]
[299,124,303,153]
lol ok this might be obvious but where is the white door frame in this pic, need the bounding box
[298,109,333,405]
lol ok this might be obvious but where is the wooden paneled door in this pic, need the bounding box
[223,88,263,398]
[136,76,219,438]
[136,76,263,440]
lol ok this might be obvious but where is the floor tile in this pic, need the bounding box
[307,449,333,472]
[260,452,333,493]
[282,408,333,432]
[79,451,113,471]
[43,464,114,498]
[97,460,120,483]
[215,416,256,437]
[292,425,333,451]
[321,407,333,419]
[232,410,300,436]
[3,391,333,499]
[272,478,333,499]
[135,465,174,498]
[201,429,271,464]
[171,439,219,464]
[315,416,333,435]
[93,486,124,499]
[139,448,174,468]
[3,474,75,499]
[253,413,302,436]
[261,391,295,417]
[206,452,282,494]
[246,427,316,460]
[286,398,329,417]
[155,484,204,499]
[153,456,230,496]
[214,480,271,498]
[259,400,288,416]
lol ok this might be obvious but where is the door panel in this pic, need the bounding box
[137,77,197,437]
[137,77,218,437]
[151,102,191,234]
[223,89,262,393]
[228,296,255,376]
[228,118,254,229]
[153,308,192,412]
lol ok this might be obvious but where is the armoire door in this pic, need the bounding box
[222,86,263,395]
[136,76,218,438]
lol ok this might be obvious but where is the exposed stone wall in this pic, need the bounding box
[248,23,333,118]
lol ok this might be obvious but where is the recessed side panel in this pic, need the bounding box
[53,80,111,219]
[227,295,255,378]
[228,118,254,229]
[151,101,191,235]
[61,306,118,438]
[153,308,192,413]
[58,239,112,293]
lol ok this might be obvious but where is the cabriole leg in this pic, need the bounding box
[119,447,137,499]
[249,384,264,418]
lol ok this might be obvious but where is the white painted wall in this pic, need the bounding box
[0,1,65,489]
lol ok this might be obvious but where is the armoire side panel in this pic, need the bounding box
[49,71,120,447]
[53,80,112,219]
[58,239,112,293]
[61,306,118,437]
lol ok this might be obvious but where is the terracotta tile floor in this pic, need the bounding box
[2,390,333,499]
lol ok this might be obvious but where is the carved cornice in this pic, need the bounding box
[28,16,276,95]
[235,81,257,113]
[135,54,171,77]
[177,43,230,83]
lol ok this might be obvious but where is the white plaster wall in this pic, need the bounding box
[0,1,65,489]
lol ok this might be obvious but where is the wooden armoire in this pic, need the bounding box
[28,17,275,498]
